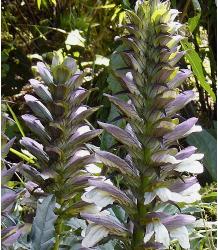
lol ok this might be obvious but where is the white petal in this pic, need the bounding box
[170,226,190,249]
[85,164,101,174]
[144,192,156,205]
[82,224,109,247]
[175,161,203,174]
[184,125,202,136]
[156,188,184,202]
[152,153,181,164]
[182,193,201,203]
[178,183,201,203]
[175,153,204,174]
[81,227,86,237]
[169,9,179,21]
[144,223,154,243]
[80,204,102,214]
[74,149,90,158]
[154,222,170,247]
[104,178,114,185]
[181,183,201,196]
[194,219,214,229]
[157,183,201,204]
[144,231,154,244]
[76,125,91,136]
[75,106,87,115]
[186,153,204,161]
[81,188,115,207]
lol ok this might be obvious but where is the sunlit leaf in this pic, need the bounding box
[65,30,85,47]
[37,0,41,9]
[188,0,201,32]
[6,103,25,137]
[9,148,35,164]
[181,39,216,101]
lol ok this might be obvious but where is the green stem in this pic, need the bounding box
[53,212,64,250]
[53,174,65,250]
[132,202,145,249]
[131,176,147,249]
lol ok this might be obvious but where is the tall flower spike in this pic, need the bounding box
[20,54,103,248]
[81,1,203,249]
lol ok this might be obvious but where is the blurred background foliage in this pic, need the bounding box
[1,1,217,247]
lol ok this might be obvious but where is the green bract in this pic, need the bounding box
[81,1,203,249]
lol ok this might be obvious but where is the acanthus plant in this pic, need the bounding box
[81,0,204,249]
[18,54,105,249]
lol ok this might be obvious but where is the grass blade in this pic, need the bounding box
[6,103,25,137]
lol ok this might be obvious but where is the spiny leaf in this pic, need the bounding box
[31,195,57,250]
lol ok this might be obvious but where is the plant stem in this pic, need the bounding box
[132,201,146,249]
[132,177,147,249]
[53,176,65,250]
[53,212,63,250]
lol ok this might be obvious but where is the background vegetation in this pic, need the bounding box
[2,0,217,249]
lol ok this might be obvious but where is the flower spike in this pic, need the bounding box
[82,1,203,249]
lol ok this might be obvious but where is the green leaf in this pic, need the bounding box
[37,0,41,9]
[10,148,35,164]
[31,195,57,250]
[122,0,131,9]
[188,13,201,33]
[66,218,86,231]
[50,0,56,6]
[62,236,83,250]
[180,40,216,101]
[65,30,85,47]
[187,129,217,180]
[94,4,116,9]
[188,0,201,32]
[112,206,127,223]
[96,240,118,250]
[6,103,25,137]
[171,0,177,8]
[207,121,216,138]
[202,192,217,202]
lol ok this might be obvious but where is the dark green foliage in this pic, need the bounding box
[187,126,217,181]
[31,195,57,250]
